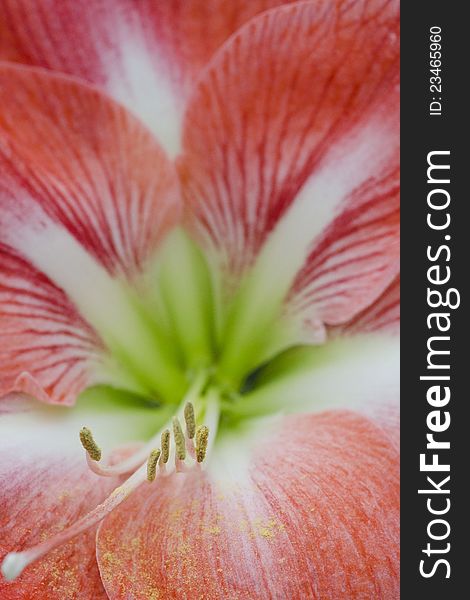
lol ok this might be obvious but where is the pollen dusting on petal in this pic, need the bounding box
[195,425,209,463]
[79,427,101,461]
[184,402,196,439]
[172,417,186,460]
[146,449,161,482]
[160,429,170,464]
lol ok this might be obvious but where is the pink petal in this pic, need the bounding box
[97,410,399,598]
[0,396,119,598]
[0,63,180,278]
[287,170,399,337]
[0,246,102,405]
[0,0,296,152]
[331,275,400,337]
[179,0,399,322]
[0,65,181,403]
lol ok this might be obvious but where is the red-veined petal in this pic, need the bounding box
[0,246,102,405]
[331,275,400,337]
[0,0,296,153]
[287,170,399,339]
[97,410,399,599]
[0,65,181,403]
[0,64,180,280]
[179,0,399,330]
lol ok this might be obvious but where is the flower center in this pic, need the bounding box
[86,228,295,408]
[1,230,301,582]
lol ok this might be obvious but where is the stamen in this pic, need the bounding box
[184,402,196,439]
[160,429,170,464]
[146,449,161,482]
[80,372,209,479]
[172,417,186,460]
[79,427,101,461]
[195,425,210,463]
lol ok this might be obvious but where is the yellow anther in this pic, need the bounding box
[184,402,196,439]
[146,449,161,482]
[160,429,170,464]
[79,427,101,461]
[172,417,186,460]
[195,425,209,463]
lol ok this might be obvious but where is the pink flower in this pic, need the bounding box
[0,1,399,598]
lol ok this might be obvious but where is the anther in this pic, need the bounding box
[146,449,161,482]
[172,417,186,460]
[184,402,196,439]
[160,429,170,464]
[79,427,101,461]
[195,425,209,463]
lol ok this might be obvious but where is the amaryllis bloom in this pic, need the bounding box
[0,0,399,598]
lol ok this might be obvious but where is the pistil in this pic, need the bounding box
[1,460,148,582]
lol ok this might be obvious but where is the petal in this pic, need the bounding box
[0,0,295,154]
[331,275,400,337]
[0,64,183,403]
[242,332,399,448]
[179,0,399,321]
[0,64,180,280]
[97,410,399,598]
[0,245,102,405]
[0,390,159,598]
[286,169,399,337]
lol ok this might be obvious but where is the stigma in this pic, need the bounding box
[1,401,212,582]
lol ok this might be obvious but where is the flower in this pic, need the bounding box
[0,0,399,598]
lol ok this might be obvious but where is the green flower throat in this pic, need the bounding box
[87,228,300,426]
